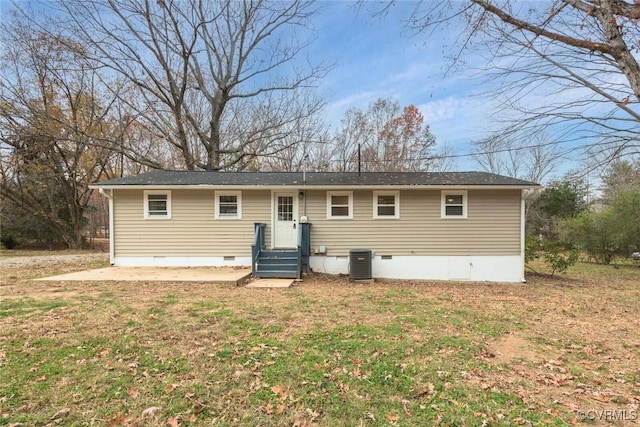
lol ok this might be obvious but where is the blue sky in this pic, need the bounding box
[0,0,495,172]
[307,1,489,170]
[1,0,485,158]
[305,2,639,184]
[1,0,591,180]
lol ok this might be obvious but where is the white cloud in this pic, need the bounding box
[416,95,492,144]
[328,90,381,113]
[417,96,476,123]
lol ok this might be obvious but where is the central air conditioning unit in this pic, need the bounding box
[349,249,372,281]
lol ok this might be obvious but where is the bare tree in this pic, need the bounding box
[0,18,117,248]
[327,98,438,172]
[255,94,330,172]
[54,0,329,171]
[397,1,640,168]
[330,107,371,172]
[472,131,561,183]
[429,141,458,172]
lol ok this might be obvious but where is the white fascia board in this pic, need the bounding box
[97,188,112,198]
[305,185,539,190]
[89,184,539,191]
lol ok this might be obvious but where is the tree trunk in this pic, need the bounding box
[595,0,640,101]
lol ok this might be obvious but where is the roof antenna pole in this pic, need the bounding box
[358,143,361,177]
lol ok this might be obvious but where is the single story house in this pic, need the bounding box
[90,171,539,282]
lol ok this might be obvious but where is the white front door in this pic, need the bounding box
[273,192,298,248]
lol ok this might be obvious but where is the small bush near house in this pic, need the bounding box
[525,234,579,275]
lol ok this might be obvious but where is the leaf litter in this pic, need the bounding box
[0,256,639,425]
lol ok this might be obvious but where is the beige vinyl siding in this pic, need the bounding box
[112,187,522,258]
[303,189,522,256]
[113,189,270,257]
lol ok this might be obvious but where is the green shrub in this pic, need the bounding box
[1,235,18,250]
[525,234,579,276]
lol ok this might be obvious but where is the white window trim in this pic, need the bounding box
[326,191,353,220]
[215,191,242,220]
[373,191,400,219]
[441,190,468,219]
[144,190,171,219]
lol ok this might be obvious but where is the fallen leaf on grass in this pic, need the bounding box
[167,417,179,426]
[305,408,320,420]
[402,399,411,418]
[436,370,450,379]
[128,388,139,399]
[271,384,288,400]
[589,389,615,402]
[194,401,207,415]
[35,375,47,382]
[50,407,70,420]
[412,382,435,398]
[142,406,162,417]
[107,413,135,427]
[293,418,308,427]
[98,348,110,358]
[386,413,399,422]
[166,383,178,394]
[248,377,261,391]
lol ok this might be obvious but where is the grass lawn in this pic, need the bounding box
[1,254,639,426]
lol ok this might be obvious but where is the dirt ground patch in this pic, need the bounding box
[488,332,542,364]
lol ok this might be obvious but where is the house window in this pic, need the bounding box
[144,190,171,219]
[373,191,399,219]
[215,191,242,219]
[441,190,467,219]
[277,195,294,221]
[327,191,353,219]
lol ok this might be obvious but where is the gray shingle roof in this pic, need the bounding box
[93,170,539,187]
